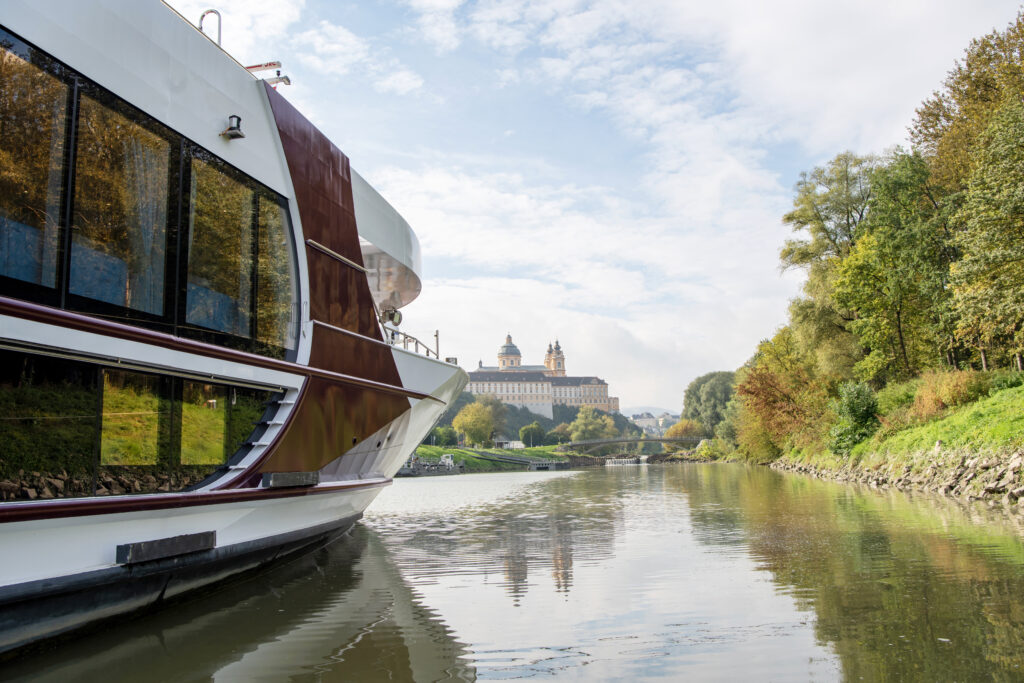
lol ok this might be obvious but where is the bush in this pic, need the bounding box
[989,369,1024,394]
[828,382,879,456]
[875,378,920,416]
[912,370,990,421]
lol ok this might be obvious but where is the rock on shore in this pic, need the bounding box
[772,446,1024,511]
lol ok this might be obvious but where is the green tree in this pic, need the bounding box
[546,423,572,444]
[827,381,880,456]
[682,371,735,434]
[519,421,546,447]
[474,394,507,439]
[952,99,1024,370]
[912,12,1024,193]
[569,406,617,442]
[780,152,877,381]
[437,391,475,427]
[452,403,494,447]
[429,425,458,447]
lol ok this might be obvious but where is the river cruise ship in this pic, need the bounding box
[0,0,466,655]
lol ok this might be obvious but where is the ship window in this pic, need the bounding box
[70,94,171,316]
[98,369,169,495]
[0,38,67,291]
[186,155,254,337]
[0,347,278,502]
[0,26,298,360]
[256,195,298,352]
[0,349,98,501]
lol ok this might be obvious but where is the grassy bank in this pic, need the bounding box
[413,445,568,473]
[775,384,1024,506]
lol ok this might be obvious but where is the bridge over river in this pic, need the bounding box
[555,436,704,454]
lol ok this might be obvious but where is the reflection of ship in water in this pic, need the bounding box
[4,526,476,682]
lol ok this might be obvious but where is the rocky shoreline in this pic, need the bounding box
[772,446,1024,512]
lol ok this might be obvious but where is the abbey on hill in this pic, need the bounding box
[466,335,619,419]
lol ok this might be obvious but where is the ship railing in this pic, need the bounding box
[383,326,440,360]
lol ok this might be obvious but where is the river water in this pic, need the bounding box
[8,464,1024,681]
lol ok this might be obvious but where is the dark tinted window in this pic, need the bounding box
[70,93,171,315]
[186,155,254,337]
[0,348,276,502]
[0,38,67,290]
[0,26,300,358]
[257,196,298,351]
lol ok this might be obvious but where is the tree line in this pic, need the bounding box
[677,12,1024,462]
[426,391,648,452]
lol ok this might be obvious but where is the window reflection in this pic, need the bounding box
[0,42,66,288]
[0,27,299,361]
[71,94,170,315]
[181,381,227,466]
[187,157,254,337]
[98,370,170,495]
[257,197,298,352]
[0,350,97,500]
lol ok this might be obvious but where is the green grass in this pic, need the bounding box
[414,445,568,472]
[852,384,1024,460]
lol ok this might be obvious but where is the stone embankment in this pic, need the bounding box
[772,446,1024,511]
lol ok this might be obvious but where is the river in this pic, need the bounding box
[7,464,1024,681]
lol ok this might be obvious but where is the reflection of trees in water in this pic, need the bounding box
[4,526,476,682]
[673,463,1024,680]
[372,473,627,600]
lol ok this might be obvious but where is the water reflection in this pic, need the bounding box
[8,466,1024,680]
[4,527,476,682]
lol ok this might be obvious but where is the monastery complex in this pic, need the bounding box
[466,335,620,419]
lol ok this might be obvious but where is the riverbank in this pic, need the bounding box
[414,445,603,473]
[770,384,1024,510]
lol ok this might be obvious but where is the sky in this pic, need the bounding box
[170,0,1019,412]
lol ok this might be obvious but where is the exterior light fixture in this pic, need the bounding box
[221,114,244,139]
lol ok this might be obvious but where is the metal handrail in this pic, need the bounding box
[383,326,439,359]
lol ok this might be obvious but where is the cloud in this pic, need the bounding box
[292,21,371,74]
[375,69,426,95]
[404,0,465,52]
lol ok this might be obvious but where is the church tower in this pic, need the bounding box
[498,334,522,370]
[548,340,565,377]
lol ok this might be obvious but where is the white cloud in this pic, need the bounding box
[292,21,371,74]
[375,69,426,95]
[405,0,466,52]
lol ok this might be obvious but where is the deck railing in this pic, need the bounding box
[383,326,440,360]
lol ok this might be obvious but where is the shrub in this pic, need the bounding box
[828,382,879,456]
[912,370,990,421]
[989,369,1024,394]
[875,378,920,416]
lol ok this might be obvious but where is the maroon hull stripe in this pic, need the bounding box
[0,478,390,524]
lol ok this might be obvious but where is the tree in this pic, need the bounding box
[681,371,735,434]
[569,406,617,442]
[519,421,546,447]
[911,12,1024,193]
[831,151,955,382]
[546,423,572,444]
[952,99,1024,369]
[662,418,705,452]
[780,152,877,381]
[437,392,475,427]
[429,425,457,447]
[452,403,493,447]
[474,394,507,439]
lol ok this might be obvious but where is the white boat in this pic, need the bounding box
[0,0,466,655]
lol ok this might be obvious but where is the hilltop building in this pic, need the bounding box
[466,335,619,419]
